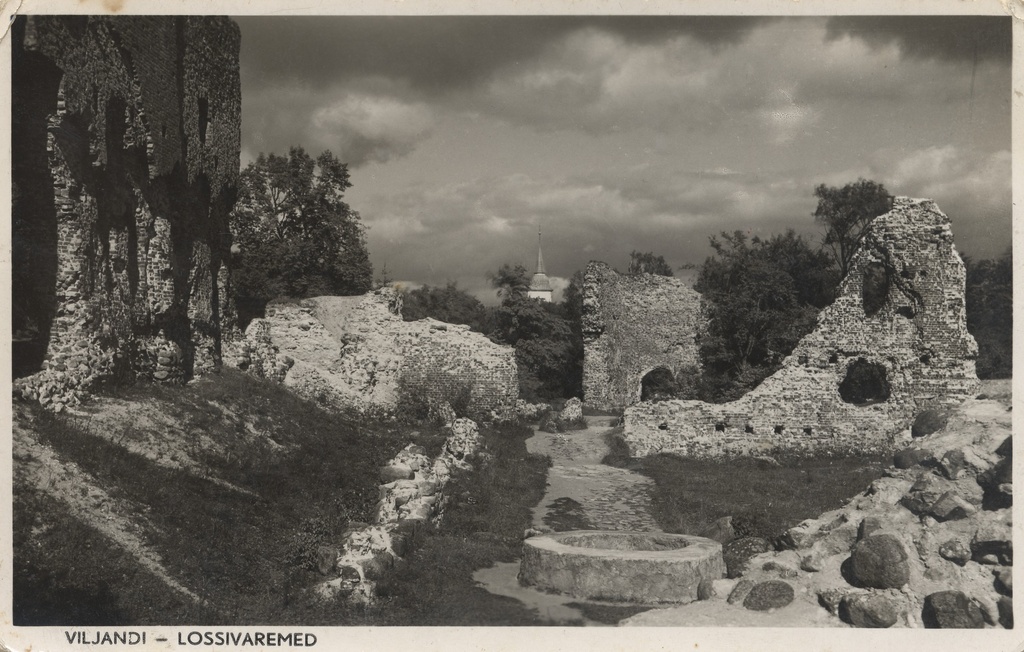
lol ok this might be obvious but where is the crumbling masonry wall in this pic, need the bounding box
[623,198,980,457]
[12,16,241,410]
[232,289,519,419]
[582,262,703,411]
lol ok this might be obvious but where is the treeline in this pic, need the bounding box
[402,180,1012,404]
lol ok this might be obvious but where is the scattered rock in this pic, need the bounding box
[817,588,846,616]
[998,596,1013,628]
[697,578,717,601]
[726,579,755,605]
[893,446,934,470]
[380,463,414,482]
[971,519,1012,565]
[723,537,772,579]
[743,580,794,611]
[937,538,971,566]
[849,534,910,589]
[840,593,899,628]
[912,408,950,438]
[978,457,1013,510]
[900,473,954,515]
[800,550,824,573]
[929,491,977,522]
[560,397,584,424]
[921,591,985,629]
[699,516,736,544]
[857,516,883,541]
[994,568,1012,596]
[761,561,799,579]
[938,449,967,480]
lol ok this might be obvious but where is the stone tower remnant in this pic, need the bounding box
[12,16,241,410]
[622,198,980,457]
[582,261,703,411]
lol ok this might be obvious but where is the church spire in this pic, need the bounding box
[536,228,546,275]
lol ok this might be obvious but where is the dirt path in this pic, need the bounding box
[527,417,660,532]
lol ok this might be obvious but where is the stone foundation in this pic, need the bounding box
[623,198,980,457]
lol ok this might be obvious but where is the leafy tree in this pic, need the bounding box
[695,230,831,401]
[813,179,893,280]
[628,251,674,276]
[965,249,1012,379]
[488,263,531,301]
[486,264,579,400]
[230,147,372,326]
[401,281,492,334]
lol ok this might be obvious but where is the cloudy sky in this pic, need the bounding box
[235,15,1011,303]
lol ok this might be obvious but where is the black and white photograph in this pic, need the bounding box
[4,0,1018,649]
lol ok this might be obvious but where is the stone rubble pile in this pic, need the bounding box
[316,417,485,603]
[679,395,1012,628]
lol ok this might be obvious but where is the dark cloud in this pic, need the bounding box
[235,16,770,94]
[824,16,1010,63]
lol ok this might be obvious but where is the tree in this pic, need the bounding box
[488,263,530,301]
[965,249,1012,379]
[486,263,579,400]
[695,230,831,401]
[230,147,372,326]
[813,179,893,280]
[628,251,674,276]
[401,281,492,334]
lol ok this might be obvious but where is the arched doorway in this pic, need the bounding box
[640,367,676,402]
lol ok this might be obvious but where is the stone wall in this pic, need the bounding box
[231,288,519,419]
[623,198,980,457]
[582,261,703,411]
[12,16,241,410]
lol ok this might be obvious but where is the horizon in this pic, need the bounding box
[235,15,1011,304]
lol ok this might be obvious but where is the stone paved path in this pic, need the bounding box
[527,417,661,532]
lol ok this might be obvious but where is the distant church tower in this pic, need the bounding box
[528,228,553,302]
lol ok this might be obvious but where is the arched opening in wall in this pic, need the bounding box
[838,358,891,405]
[862,262,890,316]
[640,367,676,402]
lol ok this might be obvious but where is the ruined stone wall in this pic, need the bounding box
[582,262,703,411]
[232,289,519,419]
[623,198,980,457]
[12,16,241,410]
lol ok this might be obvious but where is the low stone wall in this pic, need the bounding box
[316,417,485,603]
[623,198,980,458]
[230,289,518,419]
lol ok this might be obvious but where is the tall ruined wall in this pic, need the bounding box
[582,262,702,410]
[12,16,241,410]
[232,289,519,419]
[623,198,980,457]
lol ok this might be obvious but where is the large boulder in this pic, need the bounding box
[742,580,794,611]
[840,593,899,628]
[922,591,985,629]
[849,534,910,589]
[912,408,950,438]
[723,537,772,579]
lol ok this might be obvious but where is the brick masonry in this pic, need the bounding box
[622,198,980,457]
[582,261,703,411]
[12,16,240,410]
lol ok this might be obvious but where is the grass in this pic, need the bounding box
[603,430,888,544]
[14,369,440,625]
[14,371,552,625]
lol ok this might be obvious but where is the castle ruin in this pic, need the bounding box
[582,262,703,411]
[620,198,980,457]
[12,16,241,410]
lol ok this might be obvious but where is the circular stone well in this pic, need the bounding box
[519,530,725,603]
